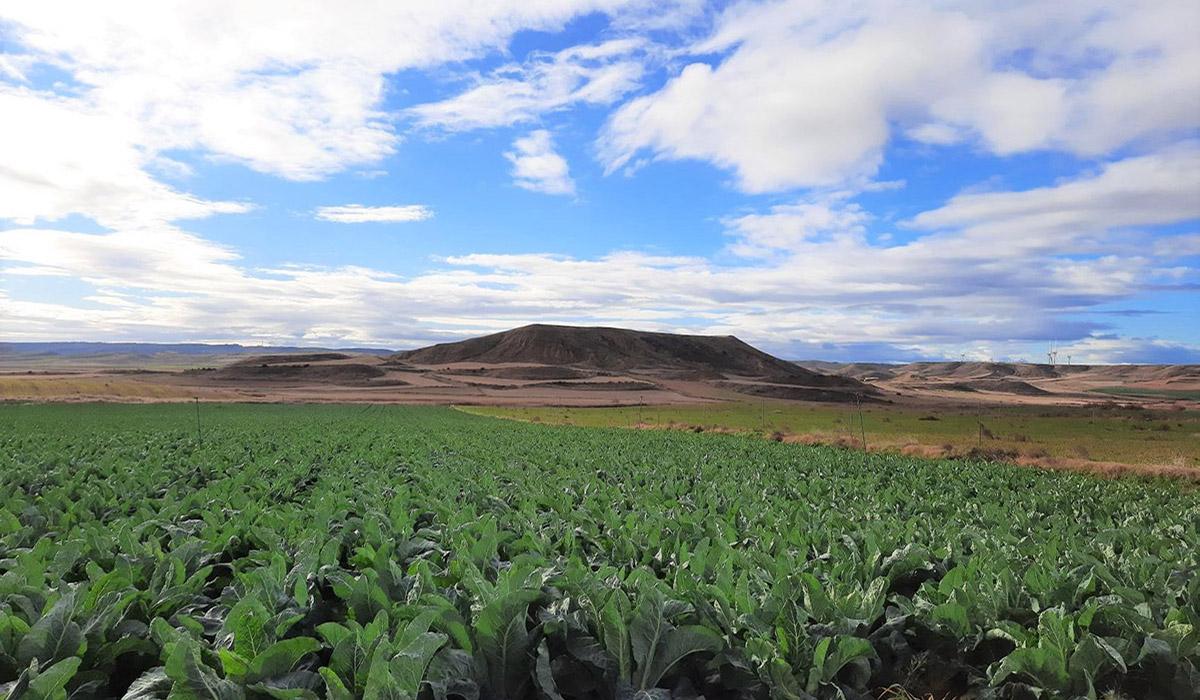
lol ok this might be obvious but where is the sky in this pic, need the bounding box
[0,1,1198,362]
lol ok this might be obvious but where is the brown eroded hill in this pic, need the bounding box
[205,353,386,383]
[394,324,862,387]
[794,360,1200,404]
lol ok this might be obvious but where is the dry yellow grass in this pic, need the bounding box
[0,376,199,400]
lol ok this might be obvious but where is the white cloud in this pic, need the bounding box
[315,205,434,223]
[598,0,1200,192]
[3,168,1194,356]
[724,191,869,257]
[0,87,251,228]
[0,1,649,228]
[910,146,1200,242]
[408,38,647,131]
[723,148,1200,266]
[3,151,1194,354]
[1054,336,1200,365]
[505,130,576,196]
[4,2,650,177]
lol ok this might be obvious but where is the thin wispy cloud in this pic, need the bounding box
[409,39,648,132]
[314,205,434,223]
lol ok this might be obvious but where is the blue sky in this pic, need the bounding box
[0,1,1197,362]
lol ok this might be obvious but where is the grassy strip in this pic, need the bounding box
[462,400,1200,471]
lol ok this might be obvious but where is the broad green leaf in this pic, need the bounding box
[629,587,722,690]
[806,636,874,692]
[0,613,30,657]
[329,634,373,693]
[218,649,250,680]
[1069,634,1125,697]
[533,641,565,700]
[164,642,245,700]
[120,668,172,700]
[363,641,405,700]
[316,623,352,648]
[425,648,480,700]
[388,632,446,696]
[245,637,320,683]
[932,602,971,638]
[27,656,82,700]
[17,596,84,667]
[601,591,632,681]
[991,646,1069,691]
[247,671,323,700]
[319,667,353,700]
[224,599,270,661]
[475,588,541,700]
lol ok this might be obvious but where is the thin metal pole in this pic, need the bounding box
[194,397,203,447]
[855,394,866,450]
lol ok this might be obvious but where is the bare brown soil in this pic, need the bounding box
[942,379,1050,396]
[713,380,880,403]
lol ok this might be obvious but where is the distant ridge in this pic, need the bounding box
[0,341,395,356]
[393,324,862,387]
[799,360,1200,383]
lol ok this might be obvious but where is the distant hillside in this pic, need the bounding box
[798,360,1200,383]
[0,342,393,356]
[205,353,387,384]
[796,361,901,381]
[395,324,862,387]
[0,342,394,371]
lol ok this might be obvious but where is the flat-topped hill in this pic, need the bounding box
[394,324,861,387]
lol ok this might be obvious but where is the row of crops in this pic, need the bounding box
[0,403,1196,699]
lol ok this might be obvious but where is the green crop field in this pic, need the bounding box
[1,404,1197,700]
[1089,387,1200,402]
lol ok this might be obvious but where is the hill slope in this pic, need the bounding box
[394,324,861,387]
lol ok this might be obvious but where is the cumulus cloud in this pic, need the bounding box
[0,87,251,228]
[1055,336,1200,365]
[909,146,1200,241]
[4,1,651,176]
[409,39,648,131]
[314,205,434,223]
[505,131,576,196]
[598,0,1200,192]
[724,191,870,257]
[0,1,648,227]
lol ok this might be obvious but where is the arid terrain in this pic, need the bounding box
[3,325,1197,411]
[0,325,872,405]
